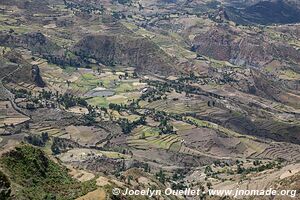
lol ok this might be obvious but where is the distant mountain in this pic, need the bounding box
[225,0,300,25]
[192,25,300,67]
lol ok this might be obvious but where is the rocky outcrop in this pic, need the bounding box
[2,51,45,87]
[31,65,45,87]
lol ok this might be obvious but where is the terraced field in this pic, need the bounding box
[254,142,300,161]
[142,99,210,114]
[0,101,29,127]
[111,111,141,122]
[172,120,195,131]
[29,125,67,137]
[9,82,38,91]
[39,63,144,108]
[185,116,256,139]
[127,125,182,151]
[60,125,111,147]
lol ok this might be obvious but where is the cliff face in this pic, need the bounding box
[73,34,178,76]
[31,65,45,88]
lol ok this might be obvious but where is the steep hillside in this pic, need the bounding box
[0,31,62,55]
[0,170,11,199]
[0,31,85,68]
[73,34,178,76]
[192,25,300,67]
[225,0,300,25]
[0,145,96,200]
[1,50,45,87]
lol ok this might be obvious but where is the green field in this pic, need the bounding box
[86,97,109,108]
[127,126,182,151]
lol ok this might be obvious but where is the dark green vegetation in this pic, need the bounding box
[0,145,96,200]
[0,170,11,199]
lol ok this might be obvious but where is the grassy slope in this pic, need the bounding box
[0,145,96,200]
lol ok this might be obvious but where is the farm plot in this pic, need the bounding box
[76,188,106,200]
[0,101,29,127]
[5,82,43,97]
[68,166,95,182]
[86,97,109,108]
[67,106,89,114]
[185,117,256,139]
[72,73,102,94]
[60,125,111,147]
[254,142,300,162]
[172,120,195,131]
[110,111,141,122]
[178,127,266,158]
[127,125,182,151]
[29,125,67,137]
[143,99,209,114]
[59,148,129,163]
[40,63,103,95]
[39,62,75,93]
[87,90,141,108]
[41,64,144,107]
